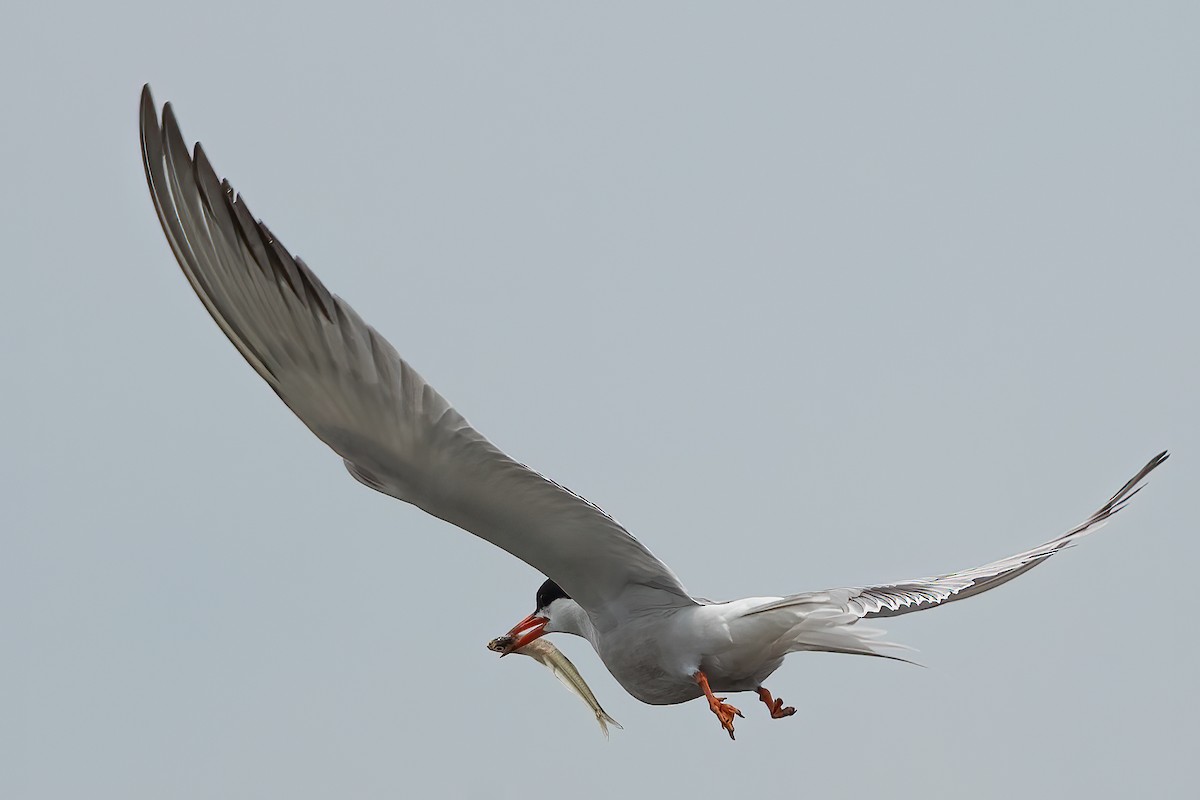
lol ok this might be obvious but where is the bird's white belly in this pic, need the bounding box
[593,599,789,705]
[596,624,702,705]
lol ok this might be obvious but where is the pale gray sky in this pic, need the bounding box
[4,3,1197,798]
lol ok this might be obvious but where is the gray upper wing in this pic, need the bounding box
[138,86,695,620]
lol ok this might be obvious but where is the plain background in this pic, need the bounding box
[4,3,1197,798]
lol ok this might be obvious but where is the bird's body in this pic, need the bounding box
[139,85,1167,738]
[600,599,790,705]
[539,598,761,705]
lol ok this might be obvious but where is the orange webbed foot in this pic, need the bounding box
[757,687,797,720]
[694,671,744,740]
[708,694,744,740]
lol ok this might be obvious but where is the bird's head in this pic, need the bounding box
[490,578,575,655]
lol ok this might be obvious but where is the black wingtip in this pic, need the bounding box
[162,100,178,130]
[138,85,162,185]
[139,86,159,132]
[1141,450,1170,479]
[1102,450,1170,511]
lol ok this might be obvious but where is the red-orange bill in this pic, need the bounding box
[494,613,548,655]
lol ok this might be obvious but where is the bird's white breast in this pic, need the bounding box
[592,598,788,704]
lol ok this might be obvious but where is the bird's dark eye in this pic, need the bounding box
[535,578,569,609]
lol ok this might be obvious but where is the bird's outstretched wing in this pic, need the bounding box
[138,86,694,619]
[748,451,1168,620]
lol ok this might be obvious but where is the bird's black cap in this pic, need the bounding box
[535,578,570,610]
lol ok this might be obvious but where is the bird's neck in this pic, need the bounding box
[555,601,600,648]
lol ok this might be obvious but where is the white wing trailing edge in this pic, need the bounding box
[747,450,1169,621]
[138,85,694,620]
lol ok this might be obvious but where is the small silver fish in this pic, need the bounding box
[487,636,622,738]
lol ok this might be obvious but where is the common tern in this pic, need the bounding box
[139,86,1167,740]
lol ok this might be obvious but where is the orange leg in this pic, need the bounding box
[756,686,796,719]
[693,670,743,740]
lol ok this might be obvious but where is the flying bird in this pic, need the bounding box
[139,85,1167,739]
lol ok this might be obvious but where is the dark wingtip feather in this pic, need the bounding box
[292,257,335,322]
[140,84,156,123]
[161,101,179,136]
[138,87,161,188]
[1100,450,1170,512]
[1130,449,1170,491]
